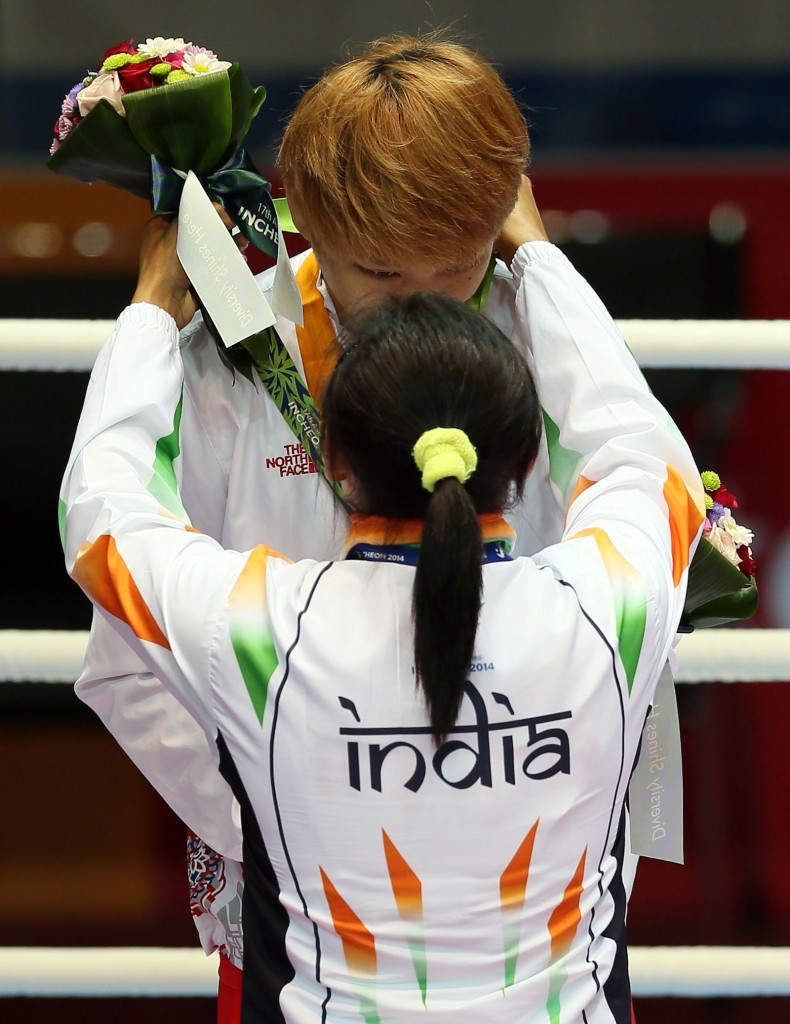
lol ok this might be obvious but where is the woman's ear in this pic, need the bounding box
[323,434,360,507]
[323,442,349,484]
[282,178,311,243]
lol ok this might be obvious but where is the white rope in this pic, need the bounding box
[2,628,789,684]
[620,319,790,369]
[629,946,790,997]
[0,630,90,683]
[673,628,790,683]
[1,945,789,998]
[0,320,113,371]
[1,319,790,371]
[0,947,218,997]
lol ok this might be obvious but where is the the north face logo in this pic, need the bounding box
[265,442,318,477]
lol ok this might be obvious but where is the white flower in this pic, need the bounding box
[182,52,232,76]
[707,523,741,567]
[138,37,187,59]
[720,509,754,548]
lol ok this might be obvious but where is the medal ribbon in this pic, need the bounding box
[240,324,351,514]
[345,539,513,565]
[151,148,280,260]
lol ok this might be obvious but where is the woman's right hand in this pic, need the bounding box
[132,205,248,329]
[132,215,198,329]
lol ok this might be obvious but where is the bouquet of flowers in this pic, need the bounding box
[47,36,301,347]
[48,36,283,252]
[681,470,758,630]
[50,38,235,157]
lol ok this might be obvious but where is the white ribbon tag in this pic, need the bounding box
[177,171,276,346]
[628,660,684,864]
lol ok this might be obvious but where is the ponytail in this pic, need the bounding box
[410,426,481,742]
[413,479,483,742]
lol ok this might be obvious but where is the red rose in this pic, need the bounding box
[100,39,136,65]
[712,485,738,509]
[737,545,756,578]
[117,57,158,93]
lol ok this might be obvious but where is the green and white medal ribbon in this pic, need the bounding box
[240,324,352,514]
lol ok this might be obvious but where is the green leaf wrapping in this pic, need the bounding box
[123,71,233,174]
[226,66,267,161]
[47,98,152,197]
[681,539,759,629]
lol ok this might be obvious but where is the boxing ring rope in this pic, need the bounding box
[2,945,790,998]
[1,317,790,370]
[2,317,789,1001]
[2,628,790,685]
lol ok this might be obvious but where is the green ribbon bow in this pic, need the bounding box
[151,148,280,261]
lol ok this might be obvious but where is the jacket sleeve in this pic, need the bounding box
[61,302,257,769]
[511,241,705,696]
[76,611,243,860]
[64,307,245,857]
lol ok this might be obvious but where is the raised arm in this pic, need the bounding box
[63,214,248,856]
[501,177,705,687]
[61,217,268,757]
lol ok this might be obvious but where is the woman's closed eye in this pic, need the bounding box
[357,264,399,279]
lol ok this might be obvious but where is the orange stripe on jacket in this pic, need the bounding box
[663,465,705,587]
[382,830,423,920]
[320,867,377,977]
[567,474,595,514]
[500,820,539,911]
[548,849,587,960]
[570,467,704,589]
[295,253,341,404]
[72,535,169,648]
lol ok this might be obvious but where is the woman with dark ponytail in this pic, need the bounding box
[321,293,543,741]
[64,220,704,1021]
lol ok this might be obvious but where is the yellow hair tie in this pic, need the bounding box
[412,427,478,493]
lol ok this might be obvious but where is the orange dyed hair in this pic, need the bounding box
[278,33,530,263]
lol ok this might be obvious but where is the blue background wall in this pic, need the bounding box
[3,0,790,162]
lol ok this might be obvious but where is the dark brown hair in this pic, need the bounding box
[321,292,543,741]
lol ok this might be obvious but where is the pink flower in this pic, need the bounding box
[163,50,186,70]
[77,71,125,117]
[707,523,741,567]
[57,114,75,141]
[184,44,218,60]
